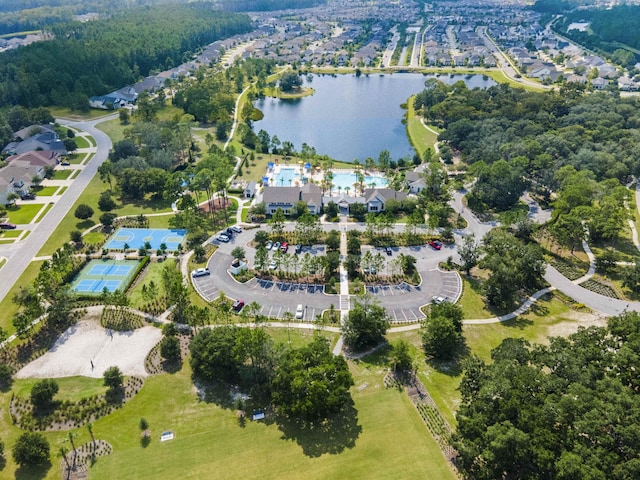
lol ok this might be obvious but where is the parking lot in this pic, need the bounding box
[198,227,463,324]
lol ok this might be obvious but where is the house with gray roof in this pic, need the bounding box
[263,183,323,215]
[363,188,408,213]
[2,129,67,157]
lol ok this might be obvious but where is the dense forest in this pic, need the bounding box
[555,6,640,67]
[0,3,251,109]
[454,312,640,480]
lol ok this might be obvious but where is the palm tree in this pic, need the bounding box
[345,186,351,196]
[87,422,96,459]
[68,431,78,470]
[58,446,71,479]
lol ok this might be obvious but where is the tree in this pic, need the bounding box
[98,191,116,211]
[160,336,181,362]
[0,363,12,391]
[100,212,117,231]
[271,335,353,421]
[326,230,340,252]
[390,340,414,374]
[231,247,245,261]
[342,295,390,351]
[325,201,338,219]
[279,71,302,92]
[189,326,239,384]
[118,108,130,125]
[254,230,269,246]
[103,366,123,391]
[30,379,59,411]
[458,234,480,275]
[70,230,83,245]
[74,204,94,220]
[13,432,50,466]
[422,302,464,360]
[63,138,77,152]
[254,246,268,271]
[269,208,286,237]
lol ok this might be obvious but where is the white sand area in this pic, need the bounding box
[16,319,162,379]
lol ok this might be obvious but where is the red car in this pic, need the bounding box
[429,240,442,250]
[280,241,289,253]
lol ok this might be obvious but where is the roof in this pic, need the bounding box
[300,183,322,206]
[245,181,257,191]
[263,186,301,205]
[364,188,408,204]
[6,150,59,168]
[12,124,55,141]
[2,131,67,156]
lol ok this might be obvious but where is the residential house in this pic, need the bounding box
[2,128,67,157]
[405,171,426,194]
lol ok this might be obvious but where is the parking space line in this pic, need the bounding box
[267,305,274,317]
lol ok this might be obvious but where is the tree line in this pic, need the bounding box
[0,3,251,109]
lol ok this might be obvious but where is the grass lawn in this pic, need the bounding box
[72,136,91,149]
[48,106,115,120]
[86,358,456,480]
[0,230,22,239]
[96,118,127,144]
[147,214,175,229]
[84,231,106,246]
[5,203,44,224]
[128,261,169,310]
[57,186,68,195]
[36,186,59,196]
[457,275,494,319]
[406,95,438,159]
[53,169,73,180]
[34,203,54,222]
[11,376,108,402]
[0,260,44,333]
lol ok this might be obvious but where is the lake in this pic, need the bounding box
[254,73,495,162]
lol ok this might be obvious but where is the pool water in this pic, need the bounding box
[272,167,301,186]
[331,172,388,191]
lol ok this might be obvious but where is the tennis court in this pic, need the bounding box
[71,259,140,294]
[104,228,187,251]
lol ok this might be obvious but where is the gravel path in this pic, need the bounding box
[16,319,162,379]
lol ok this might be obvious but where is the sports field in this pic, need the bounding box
[104,228,186,251]
[71,259,140,294]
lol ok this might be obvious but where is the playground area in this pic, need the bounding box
[104,227,186,251]
[71,259,140,294]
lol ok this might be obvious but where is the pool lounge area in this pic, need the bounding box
[264,163,387,196]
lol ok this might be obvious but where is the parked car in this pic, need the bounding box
[226,227,235,236]
[295,304,304,319]
[20,193,36,200]
[232,299,245,312]
[60,160,70,166]
[230,225,243,233]
[295,244,302,254]
[217,234,230,243]
[191,268,210,278]
[280,241,289,253]
[265,240,273,250]
[363,265,370,274]
[429,240,442,250]
[385,246,392,256]
[273,241,281,251]
[371,265,377,275]
[269,260,278,270]
[0,223,16,230]
[432,295,447,305]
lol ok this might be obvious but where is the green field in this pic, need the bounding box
[34,203,54,222]
[37,186,59,196]
[405,95,439,159]
[53,169,73,180]
[72,136,91,149]
[5,204,44,224]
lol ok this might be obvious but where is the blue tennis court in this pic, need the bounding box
[71,259,140,295]
[88,264,133,277]
[75,279,122,293]
[104,228,187,251]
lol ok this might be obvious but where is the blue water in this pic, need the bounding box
[272,167,301,186]
[331,171,387,190]
[255,73,495,162]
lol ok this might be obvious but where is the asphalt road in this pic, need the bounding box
[0,115,115,304]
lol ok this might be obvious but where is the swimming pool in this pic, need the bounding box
[331,172,388,191]
[271,167,301,186]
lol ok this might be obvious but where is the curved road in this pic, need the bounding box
[0,115,115,303]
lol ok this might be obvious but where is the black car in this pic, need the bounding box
[385,246,392,256]
[295,244,302,254]
[20,193,36,200]
[226,228,234,236]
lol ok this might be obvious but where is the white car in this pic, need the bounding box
[265,240,273,250]
[295,304,304,319]
[191,268,210,278]
[432,295,447,305]
[269,260,278,270]
[217,234,230,243]
[230,225,243,233]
